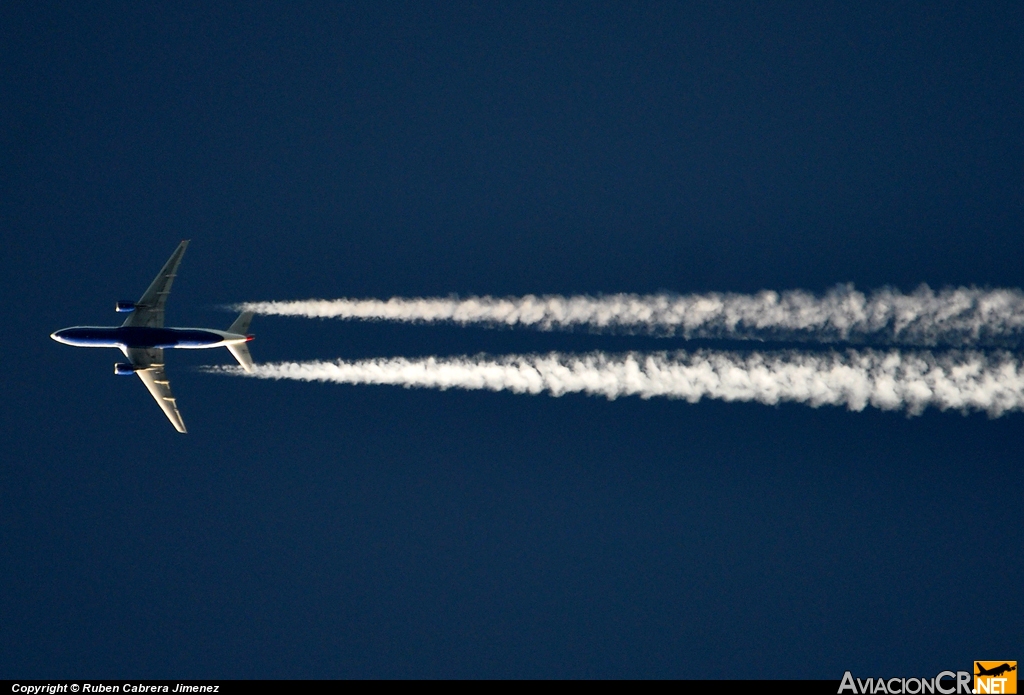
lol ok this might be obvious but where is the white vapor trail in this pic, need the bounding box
[233,285,1024,347]
[207,349,1024,416]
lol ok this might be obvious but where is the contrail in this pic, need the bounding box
[232,285,1024,346]
[206,349,1024,416]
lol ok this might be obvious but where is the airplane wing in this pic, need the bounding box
[126,347,187,433]
[122,240,190,328]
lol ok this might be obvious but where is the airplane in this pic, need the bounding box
[50,240,254,433]
[976,663,1017,678]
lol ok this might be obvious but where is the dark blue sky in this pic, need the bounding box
[2,2,1021,678]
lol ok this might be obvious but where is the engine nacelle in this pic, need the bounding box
[114,363,139,376]
[115,301,136,313]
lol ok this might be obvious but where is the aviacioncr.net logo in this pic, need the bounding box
[839,671,972,694]
[974,662,1017,694]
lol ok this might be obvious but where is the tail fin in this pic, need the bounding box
[228,311,254,336]
[227,311,255,372]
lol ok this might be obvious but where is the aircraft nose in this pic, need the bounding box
[50,329,67,343]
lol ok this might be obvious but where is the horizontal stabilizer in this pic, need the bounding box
[228,311,254,336]
[227,342,254,373]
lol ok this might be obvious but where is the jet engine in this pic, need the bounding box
[114,363,139,375]
[115,301,136,313]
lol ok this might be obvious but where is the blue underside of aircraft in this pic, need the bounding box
[53,326,224,349]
